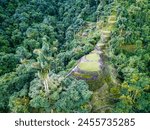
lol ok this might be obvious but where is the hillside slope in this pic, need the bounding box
[0,0,149,113]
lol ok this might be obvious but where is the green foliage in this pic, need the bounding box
[0,69,34,112]
[16,75,92,113]
[28,75,62,112]
[30,95,51,112]
[110,0,150,113]
[55,77,92,112]
[0,0,149,113]
[0,53,19,76]
[9,85,29,113]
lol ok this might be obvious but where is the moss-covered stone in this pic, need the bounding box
[101,30,111,43]
[103,25,115,31]
[96,42,106,50]
[108,15,116,25]
[101,30,111,36]
[72,72,93,79]
[96,21,104,29]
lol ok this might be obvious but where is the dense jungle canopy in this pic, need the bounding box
[0,0,149,113]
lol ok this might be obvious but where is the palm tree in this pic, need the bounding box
[32,36,53,92]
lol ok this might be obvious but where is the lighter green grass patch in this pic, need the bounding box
[86,53,100,61]
[78,62,100,72]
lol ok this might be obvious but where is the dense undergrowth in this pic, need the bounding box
[0,0,149,113]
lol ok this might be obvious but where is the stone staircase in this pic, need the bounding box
[68,13,119,112]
